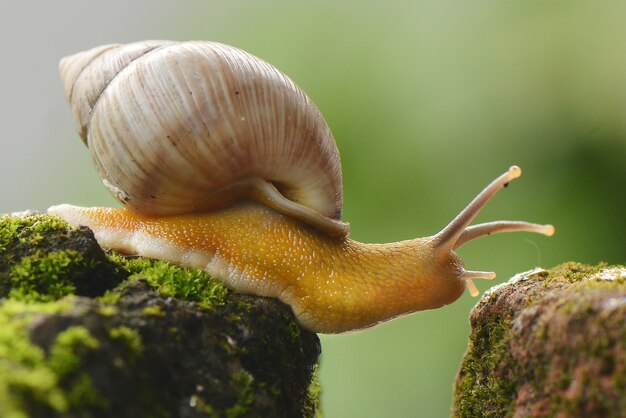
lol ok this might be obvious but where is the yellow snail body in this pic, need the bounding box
[49,40,554,333]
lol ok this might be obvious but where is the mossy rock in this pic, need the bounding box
[0,213,321,418]
[453,262,626,418]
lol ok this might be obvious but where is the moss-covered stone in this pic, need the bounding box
[9,250,88,302]
[0,300,72,418]
[0,214,126,300]
[109,254,228,309]
[304,365,322,418]
[0,213,321,417]
[453,262,626,418]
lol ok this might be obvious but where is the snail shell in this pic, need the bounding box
[59,40,344,234]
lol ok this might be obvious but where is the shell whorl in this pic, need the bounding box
[59,40,343,223]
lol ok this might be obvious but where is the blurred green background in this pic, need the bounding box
[1,1,624,416]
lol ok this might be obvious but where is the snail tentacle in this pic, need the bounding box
[433,166,554,255]
[433,166,523,255]
[429,165,554,296]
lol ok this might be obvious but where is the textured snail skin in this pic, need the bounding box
[49,166,554,334]
[48,202,466,333]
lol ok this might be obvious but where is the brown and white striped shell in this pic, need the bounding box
[59,40,344,232]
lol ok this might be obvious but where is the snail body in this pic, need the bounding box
[49,41,554,333]
[50,202,465,332]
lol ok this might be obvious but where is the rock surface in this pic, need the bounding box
[0,213,321,418]
[453,263,626,418]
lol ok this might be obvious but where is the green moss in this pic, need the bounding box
[48,326,100,378]
[226,371,255,418]
[0,300,73,418]
[0,302,122,416]
[4,214,231,311]
[141,305,163,316]
[108,326,143,359]
[0,214,69,253]
[304,364,322,418]
[98,289,121,305]
[543,261,606,284]
[285,313,302,343]
[8,250,91,302]
[97,305,118,316]
[2,213,125,302]
[0,298,73,316]
[454,317,516,417]
[66,372,109,409]
[109,254,228,309]
[48,326,110,410]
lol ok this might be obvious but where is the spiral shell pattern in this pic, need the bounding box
[59,40,343,221]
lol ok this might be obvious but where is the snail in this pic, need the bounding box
[48,40,554,333]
